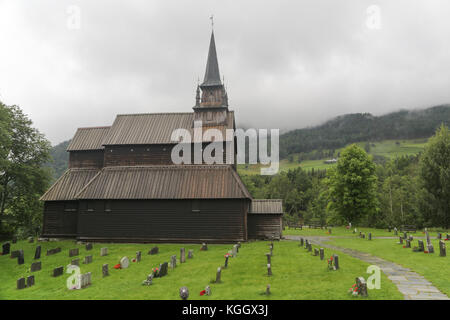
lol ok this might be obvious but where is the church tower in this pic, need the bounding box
[194,30,229,125]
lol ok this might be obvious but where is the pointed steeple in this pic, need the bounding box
[201,31,222,87]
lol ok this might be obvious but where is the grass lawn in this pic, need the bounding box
[0,240,402,300]
[325,237,450,296]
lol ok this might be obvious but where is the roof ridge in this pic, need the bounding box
[116,112,194,117]
[76,126,111,130]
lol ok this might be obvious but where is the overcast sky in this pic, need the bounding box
[1,0,450,145]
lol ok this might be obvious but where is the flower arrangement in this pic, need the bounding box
[199,290,206,296]
[113,263,121,269]
[132,258,136,262]
[403,246,406,248]
[152,267,159,275]
[224,253,231,258]
[327,256,334,269]
[424,250,429,254]
[348,283,360,296]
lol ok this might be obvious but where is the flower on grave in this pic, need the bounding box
[403,246,406,248]
[152,267,159,274]
[224,253,231,258]
[200,290,206,296]
[424,251,429,254]
[132,258,136,262]
[113,263,121,269]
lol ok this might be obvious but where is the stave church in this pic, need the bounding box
[40,30,283,243]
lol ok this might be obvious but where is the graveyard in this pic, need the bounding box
[0,238,405,300]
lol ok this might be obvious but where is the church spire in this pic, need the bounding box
[201,31,222,87]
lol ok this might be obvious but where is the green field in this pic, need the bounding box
[237,139,427,175]
[0,240,402,300]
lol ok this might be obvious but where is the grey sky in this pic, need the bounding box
[1,0,449,145]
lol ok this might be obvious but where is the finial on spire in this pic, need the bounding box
[210,15,214,30]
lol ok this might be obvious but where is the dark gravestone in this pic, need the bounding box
[307,243,312,252]
[53,266,64,277]
[136,251,141,262]
[10,250,20,259]
[333,254,339,270]
[188,249,193,259]
[34,246,41,260]
[313,248,319,256]
[304,239,309,249]
[405,239,411,248]
[180,248,185,263]
[201,243,208,251]
[17,277,26,290]
[368,233,372,241]
[267,263,272,276]
[418,240,424,252]
[18,250,24,265]
[69,248,79,257]
[425,231,434,253]
[447,234,450,241]
[319,248,325,260]
[148,246,159,255]
[403,232,407,240]
[2,242,11,255]
[46,247,61,256]
[83,255,93,264]
[12,237,17,244]
[439,240,446,257]
[30,261,41,272]
[362,233,366,239]
[26,275,35,287]
[266,253,271,265]
[158,262,169,278]
[300,238,304,247]
[266,284,271,295]
[224,255,229,268]
[85,243,93,251]
[437,233,442,240]
[356,277,368,297]
[71,258,80,266]
[102,264,109,277]
[398,237,403,245]
[180,287,189,300]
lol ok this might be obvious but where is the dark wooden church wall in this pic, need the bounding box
[247,214,282,240]
[69,150,104,169]
[76,199,248,242]
[104,143,234,167]
[42,201,78,237]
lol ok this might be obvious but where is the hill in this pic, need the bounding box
[44,140,70,182]
[279,104,450,158]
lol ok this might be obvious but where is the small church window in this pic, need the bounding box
[191,200,200,213]
[104,200,112,212]
[87,201,95,212]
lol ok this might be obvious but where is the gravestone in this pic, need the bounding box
[17,277,26,290]
[307,243,312,252]
[102,264,109,277]
[304,239,309,249]
[10,250,20,258]
[170,255,177,268]
[359,231,362,238]
[409,235,413,241]
[368,233,372,241]
[85,243,93,251]
[269,244,273,256]
[362,233,366,239]
[232,245,237,257]
[215,267,221,283]
[180,287,189,300]
[266,284,271,295]
[224,255,229,268]
[188,249,193,259]
[266,253,271,265]
[439,240,446,257]
[83,255,93,264]
[425,230,434,253]
[69,248,79,257]
[142,273,153,286]
[18,250,24,265]
[398,237,403,244]
[136,251,141,263]
[313,248,319,256]
[201,243,208,251]
[418,240,424,252]
[300,238,304,247]
[320,248,324,260]
[267,263,272,276]
[158,262,168,277]
[26,275,35,287]
[120,257,130,269]
[205,285,211,296]
[71,258,80,266]
[2,242,10,255]
[328,228,332,234]
[12,237,17,244]
[447,234,450,241]
[34,246,41,260]
[333,254,339,270]
[356,277,368,297]
[46,247,61,256]
[437,233,442,240]
[236,244,239,253]
[180,248,185,263]
[403,232,407,240]
[148,246,159,255]
[100,247,108,256]
[394,227,398,236]
[405,239,411,248]
[79,272,92,288]
[30,261,41,272]
[53,266,64,277]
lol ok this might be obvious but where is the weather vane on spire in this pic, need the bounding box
[210,14,214,30]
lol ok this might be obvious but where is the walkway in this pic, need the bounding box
[285,235,449,300]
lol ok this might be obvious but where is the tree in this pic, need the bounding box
[0,101,52,238]
[420,124,450,228]
[326,144,378,225]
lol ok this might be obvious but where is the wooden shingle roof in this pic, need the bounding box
[102,112,234,145]
[76,165,251,200]
[66,127,110,151]
[250,199,283,214]
[40,168,100,201]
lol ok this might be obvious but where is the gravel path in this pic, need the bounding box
[285,235,449,300]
